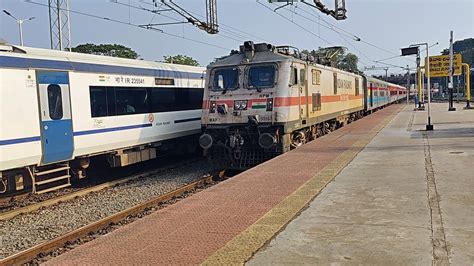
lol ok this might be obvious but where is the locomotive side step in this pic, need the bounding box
[32,163,71,194]
[34,166,70,176]
[35,175,71,186]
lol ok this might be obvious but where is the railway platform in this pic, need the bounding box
[45,103,474,265]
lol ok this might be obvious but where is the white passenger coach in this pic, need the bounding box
[0,44,205,195]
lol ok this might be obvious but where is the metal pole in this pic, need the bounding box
[18,20,24,46]
[48,0,54,49]
[415,65,418,109]
[456,76,460,103]
[422,69,425,105]
[66,0,72,51]
[448,30,456,111]
[426,43,433,130]
[417,53,423,110]
[406,65,410,104]
[57,0,63,50]
[464,63,472,109]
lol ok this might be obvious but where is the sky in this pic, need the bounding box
[1,0,473,75]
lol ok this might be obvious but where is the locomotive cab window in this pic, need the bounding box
[290,66,298,86]
[212,67,239,91]
[47,84,63,120]
[247,65,276,89]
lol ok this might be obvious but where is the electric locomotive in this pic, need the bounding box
[199,41,406,169]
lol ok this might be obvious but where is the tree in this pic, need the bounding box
[441,38,474,66]
[163,55,200,66]
[71,43,139,59]
[301,47,360,73]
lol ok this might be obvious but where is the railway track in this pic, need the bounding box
[0,174,218,265]
[0,157,201,218]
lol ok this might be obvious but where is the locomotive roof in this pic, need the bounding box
[209,49,295,68]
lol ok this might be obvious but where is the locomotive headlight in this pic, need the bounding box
[234,100,248,110]
[210,101,217,113]
[266,98,274,111]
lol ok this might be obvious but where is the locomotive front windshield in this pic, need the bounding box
[247,65,276,89]
[212,67,239,91]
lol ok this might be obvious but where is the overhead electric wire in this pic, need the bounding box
[278,5,374,67]
[300,5,412,69]
[111,0,243,43]
[257,0,334,46]
[178,5,270,43]
[136,0,269,43]
[26,0,232,51]
[286,2,415,66]
[260,1,412,73]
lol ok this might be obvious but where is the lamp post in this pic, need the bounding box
[402,44,433,130]
[411,43,433,131]
[3,10,35,46]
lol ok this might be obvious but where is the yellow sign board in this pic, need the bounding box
[425,54,462,77]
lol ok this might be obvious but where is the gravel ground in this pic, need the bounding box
[0,159,217,259]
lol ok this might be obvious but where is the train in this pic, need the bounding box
[199,41,407,169]
[0,44,205,195]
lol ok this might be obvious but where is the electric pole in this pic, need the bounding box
[364,66,389,80]
[406,65,410,104]
[448,30,456,111]
[48,0,72,51]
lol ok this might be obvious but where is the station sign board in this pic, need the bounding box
[425,54,462,77]
[401,47,419,56]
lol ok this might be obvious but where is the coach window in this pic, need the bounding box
[151,88,203,112]
[176,88,204,110]
[312,69,321,85]
[90,87,107,117]
[150,88,175,112]
[47,84,63,120]
[212,67,239,91]
[106,87,117,116]
[115,87,148,115]
[247,65,276,89]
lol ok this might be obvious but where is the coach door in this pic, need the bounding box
[297,64,308,120]
[36,71,74,165]
[369,83,374,107]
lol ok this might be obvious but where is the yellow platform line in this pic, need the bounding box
[202,105,405,266]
